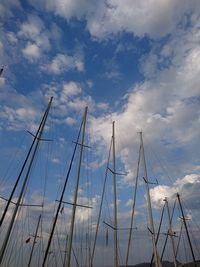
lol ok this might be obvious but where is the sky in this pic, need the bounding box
[0,0,200,266]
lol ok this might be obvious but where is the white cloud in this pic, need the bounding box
[64,117,77,126]
[150,174,200,209]
[6,32,18,44]
[29,0,200,39]
[63,82,82,97]
[41,53,84,74]
[22,42,41,60]
[18,14,50,61]
[0,0,21,19]
[88,14,200,188]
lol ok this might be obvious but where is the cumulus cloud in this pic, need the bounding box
[29,0,200,39]
[18,14,50,61]
[41,53,84,74]
[22,42,41,60]
[64,117,77,126]
[0,0,21,19]
[88,14,200,188]
[150,174,200,209]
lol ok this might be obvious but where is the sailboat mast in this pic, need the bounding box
[0,98,52,228]
[125,144,141,267]
[164,198,177,267]
[27,214,42,267]
[66,106,88,267]
[139,132,162,267]
[177,193,197,266]
[0,97,53,265]
[42,110,84,267]
[112,121,118,267]
[90,138,112,267]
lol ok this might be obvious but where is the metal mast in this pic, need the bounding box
[125,144,141,267]
[139,132,162,267]
[112,121,118,267]
[90,138,112,267]
[164,198,177,267]
[66,106,88,267]
[0,97,53,265]
[0,98,52,227]
[42,110,84,267]
[177,193,197,267]
[27,214,42,267]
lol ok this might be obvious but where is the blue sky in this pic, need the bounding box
[0,0,200,266]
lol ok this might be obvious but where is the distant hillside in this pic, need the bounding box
[119,261,200,267]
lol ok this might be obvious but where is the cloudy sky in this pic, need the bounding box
[0,0,200,266]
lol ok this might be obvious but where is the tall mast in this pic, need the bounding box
[42,109,85,267]
[112,121,118,267]
[90,138,112,267]
[0,98,52,227]
[0,97,53,265]
[66,106,88,267]
[139,132,162,267]
[125,144,141,267]
[164,198,177,267]
[177,193,197,266]
[27,214,41,267]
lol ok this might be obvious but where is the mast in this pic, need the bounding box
[0,98,52,227]
[66,106,88,267]
[177,193,197,266]
[125,144,141,267]
[112,121,118,267]
[0,97,53,265]
[139,132,162,267]
[27,214,41,267]
[42,109,85,267]
[160,200,176,261]
[164,198,177,267]
[90,138,112,267]
[150,203,165,267]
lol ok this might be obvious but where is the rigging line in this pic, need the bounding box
[90,136,113,267]
[42,109,84,267]
[146,141,175,186]
[52,239,58,267]
[125,144,141,267]
[72,246,80,267]
[180,200,200,233]
[5,222,18,267]
[118,240,123,267]
[182,230,188,263]
[187,221,200,256]
[0,97,53,228]
[4,184,27,266]
[0,131,27,189]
